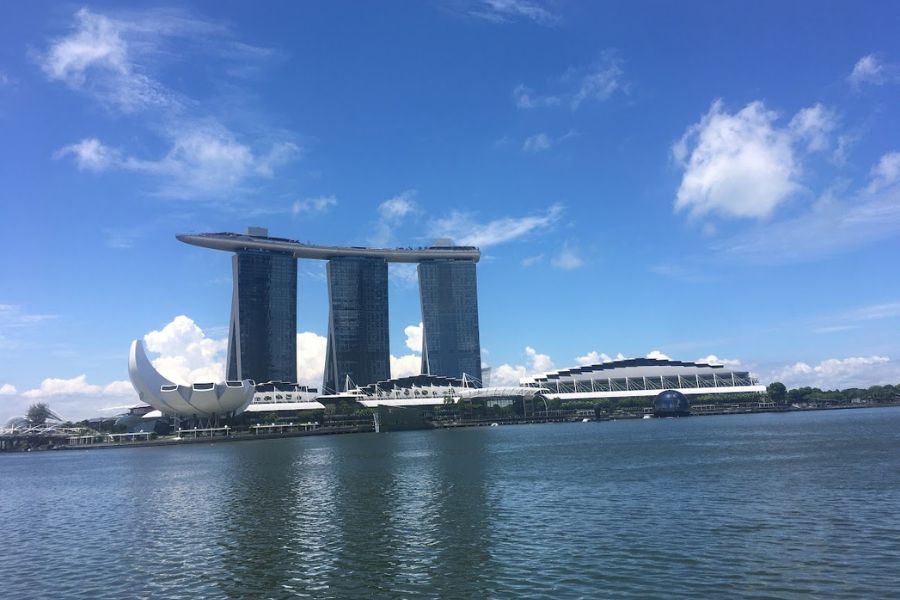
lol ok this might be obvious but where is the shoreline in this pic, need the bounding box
[3,401,898,454]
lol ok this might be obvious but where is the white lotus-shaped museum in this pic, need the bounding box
[128,340,255,418]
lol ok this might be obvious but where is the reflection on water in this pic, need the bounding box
[2,408,900,598]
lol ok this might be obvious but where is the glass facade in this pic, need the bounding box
[226,250,297,384]
[418,259,482,385]
[324,257,390,393]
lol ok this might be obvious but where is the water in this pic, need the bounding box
[2,408,900,599]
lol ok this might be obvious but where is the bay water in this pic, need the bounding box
[2,408,899,598]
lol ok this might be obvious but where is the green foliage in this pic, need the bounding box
[767,382,787,404]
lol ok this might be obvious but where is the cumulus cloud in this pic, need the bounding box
[388,322,425,379]
[21,374,100,398]
[646,350,671,360]
[3,374,138,423]
[769,356,900,390]
[404,322,423,353]
[296,331,327,390]
[292,195,337,217]
[848,54,895,87]
[673,100,802,219]
[491,346,555,386]
[391,354,421,379]
[144,315,227,385]
[696,354,742,367]
[575,351,624,365]
[430,203,562,247]
[575,351,601,366]
[514,52,626,110]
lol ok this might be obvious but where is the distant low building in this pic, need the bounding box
[522,357,765,400]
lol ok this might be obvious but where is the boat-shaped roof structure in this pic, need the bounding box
[177,232,480,263]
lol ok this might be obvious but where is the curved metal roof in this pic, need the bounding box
[177,232,481,263]
[532,357,728,382]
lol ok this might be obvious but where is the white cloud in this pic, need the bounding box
[717,152,900,264]
[575,351,601,366]
[789,103,837,152]
[296,331,327,390]
[522,254,544,267]
[391,354,421,379]
[54,138,120,171]
[673,100,801,219]
[43,8,296,202]
[491,346,556,386]
[56,124,299,198]
[491,364,529,386]
[0,304,56,328]
[404,322,423,353]
[430,203,562,247]
[293,195,337,217]
[575,351,626,365]
[696,354,741,367]
[522,132,552,153]
[38,8,272,113]
[0,384,18,395]
[570,54,626,109]
[388,263,419,287]
[522,129,576,153]
[39,8,176,112]
[22,374,101,398]
[466,0,558,26]
[103,380,134,396]
[5,375,137,423]
[867,151,900,193]
[370,190,419,246]
[378,190,418,219]
[514,52,626,110]
[513,84,561,109]
[769,356,900,390]
[811,325,857,334]
[848,54,893,87]
[646,350,671,360]
[144,315,227,385]
[848,300,900,321]
[551,243,583,270]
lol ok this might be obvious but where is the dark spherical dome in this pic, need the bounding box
[654,390,690,417]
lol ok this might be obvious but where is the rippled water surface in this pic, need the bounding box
[3,408,900,599]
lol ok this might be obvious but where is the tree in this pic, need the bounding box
[767,382,787,405]
[26,402,52,426]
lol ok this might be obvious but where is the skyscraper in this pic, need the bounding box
[226,248,297,383]
[323,256,390,392]
[418,259,482,384]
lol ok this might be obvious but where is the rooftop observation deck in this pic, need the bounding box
[176,232,481,263]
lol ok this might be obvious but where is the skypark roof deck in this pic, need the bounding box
[177,231,481,263]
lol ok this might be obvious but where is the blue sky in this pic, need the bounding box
[1,1,899,420]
